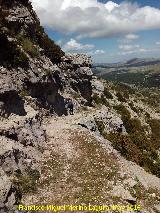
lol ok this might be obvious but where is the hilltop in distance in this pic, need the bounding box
[94,57,160,68]
[0,1,160,213]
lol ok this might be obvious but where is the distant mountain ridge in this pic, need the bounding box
[94,57,160,68]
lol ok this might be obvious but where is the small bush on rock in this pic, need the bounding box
[125,118,142,134]
[116,92,126,102]
[21,38,39,57]
[128,102,139,113]
[104,87,113,99]
[13,169,40,194]
[114,104,131,121]
[36,26,64,64]
[44,69,53,76]
[95,119,105,135]
[92,94,102,105]
[92,93,110,107]
[13,49,29,67]
[19,90,29,98]
[148,119,160,149]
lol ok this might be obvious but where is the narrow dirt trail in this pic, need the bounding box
[22,110,121,212]
[44,112,83,139]
[23,110,160,213]
[23,111,93,207]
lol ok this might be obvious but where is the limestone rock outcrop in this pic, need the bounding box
[0,1,94,211]
[60,54,93,105]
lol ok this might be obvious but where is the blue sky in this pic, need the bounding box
[31,0,160,63]
[99,0,160,8]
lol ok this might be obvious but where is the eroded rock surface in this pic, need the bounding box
[0,1,94,211]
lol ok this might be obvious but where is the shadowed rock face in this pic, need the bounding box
[0,0,65,112]
[59,54,93,105]
[25,81,67,116]
[0,0,64,211]
[0,91,26,117]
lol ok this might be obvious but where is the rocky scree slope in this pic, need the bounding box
[0,0,93,212]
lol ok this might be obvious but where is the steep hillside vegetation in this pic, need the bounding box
[92,80,160,178]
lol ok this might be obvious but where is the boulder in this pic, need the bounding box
[0,168,13,208]
[111,184,136,202]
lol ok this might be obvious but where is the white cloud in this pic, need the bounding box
[118,44,148,55]
[125,34,139,40]
[63,38,95,51]
[119,33,140,44]
[139,48,148,52]
[31,0,160,39]
[119,44,140,51]
[94,49,106,54]
[89,49,106,55]
[156,41,160,45]
[105,1,119,12]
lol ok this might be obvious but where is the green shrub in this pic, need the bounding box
[128,102,139,113]
[21,38,39,57]
[114,105,143,135]
[73,92,81,100]
[107,104,160,177]
[112,83,133,99]
[13,169,40,194]
[116,83,135,95]
[44,69,53,76]
[114,104,131,121]
[106,132,160,177]
[104,87,113,99]
[36,26,64,64]
[13,49,29,67]
[101,95,110,107]
[125,118,143,134]
[106,133,144,165]
[92,93,110,107]
[19,89,29,98]
[149,119,160,138]
[92,93,102,105]
[116,92,126,102]
[95,119,105,135]
[148,119,160,149]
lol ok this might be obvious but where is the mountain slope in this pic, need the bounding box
[0,1,160,213]
[0,1,93,211]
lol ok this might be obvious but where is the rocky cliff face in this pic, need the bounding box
[0,0,94,211]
